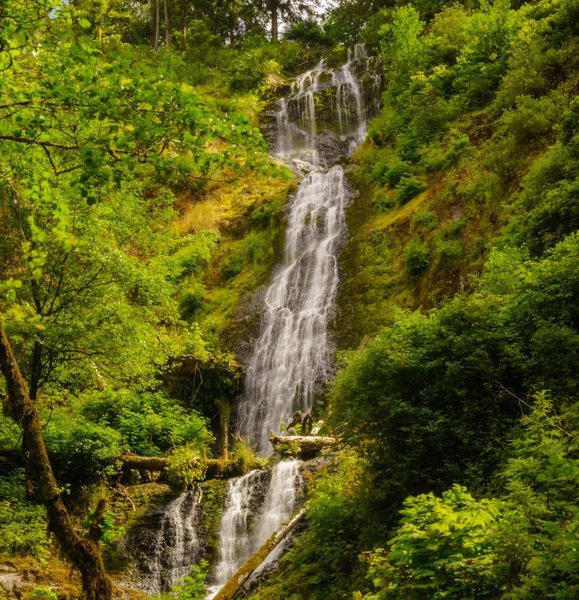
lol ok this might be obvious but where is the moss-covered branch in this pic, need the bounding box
[0,324,113,600]
[214,505,308,600]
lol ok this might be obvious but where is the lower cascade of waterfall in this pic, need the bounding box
[206,460,300,598]
[126,488,202,595]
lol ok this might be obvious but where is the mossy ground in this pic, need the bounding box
[335,127,509,349]
[175,166,296,347]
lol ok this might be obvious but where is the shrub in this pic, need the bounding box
[361,486,503,599]
[180,284,206,319]
[385,161,412,188]
[435,238,462,259]
[27,588,58,600]
[174,229,220,279]
[395,177,427,206]
[171,559,209,600]
[0,471,49,558]
[166,445,207,492]
[44,418,123,485]
[82,389,213,457]
[413,209,438,231]
[404,238,430,276]
[497,93,561,147]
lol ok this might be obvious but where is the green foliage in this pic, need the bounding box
[0,471,49,558]
[332,231,579,545]
[44,417,123,485]
[166,445,207,492]
[171,559,209,600]
[173,230,221,279]
[359,394,579,600]
[404,238,430,276]
[395,177,427,206]
[82,389,213,457]
[362,486,503,599]
[83,508,125,549]
[232,437,266,474]
[27,588,58,600]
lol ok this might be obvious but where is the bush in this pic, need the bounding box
[44,418,123,485]
[171,559,209,600]
[404,238,430,276]
[361,486,503,599]
[27,588,58,600]
[82,389,213,457]
[435,238,462,259]
[413,209,438,231]
[175,229,220,279]
[166,445,207,492]
[0,471,49,558]
[180,284,206,319]
[395,177,426,205]
[497,93,561,147]
[385,162,412,188]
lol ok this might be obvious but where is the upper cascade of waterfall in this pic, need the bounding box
[273,43,382,171]
[236,45,382,456]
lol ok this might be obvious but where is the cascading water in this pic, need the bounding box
[207,45,381,596]
[133,488,202,595]
[208,469,267,592]
[206,461,300,598]
[236,45,380,454]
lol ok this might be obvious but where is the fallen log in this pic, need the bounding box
[214,505,308,600]
[268,432,336,458]
[120,455,256,480]
[0,449,257,481]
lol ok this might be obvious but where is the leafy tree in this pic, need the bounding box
[359,394,579,599]
[0,0,266,595]
[362,486,504,599]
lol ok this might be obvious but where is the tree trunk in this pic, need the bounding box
[270,0,279,43]
[214,505,307,599]
[120,454,254,480]
[268,432,336,457]
[218,399,231,460]
[152,0,160,50]
[0,325,113,600]
[163,0,170,47]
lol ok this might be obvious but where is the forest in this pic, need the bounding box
[0,0,577,599]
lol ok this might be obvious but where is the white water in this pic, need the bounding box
[207,469,266,594]
[206,460,300,598]
[206,45,379,597]
[142,488,202,594]
[236,46,374,455]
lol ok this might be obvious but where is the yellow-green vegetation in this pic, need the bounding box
[175,168,296,344]
[0,0,578,598]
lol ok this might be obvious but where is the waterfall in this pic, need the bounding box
[206,461,299,598]
[207,45,381,596]
[134,488,202,595]
[208,469,266,592]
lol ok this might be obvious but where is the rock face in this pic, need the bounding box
[260,45,382,161]
[0,563,26,598]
